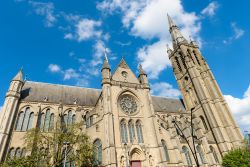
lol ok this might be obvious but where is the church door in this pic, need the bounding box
[131,161,141,167]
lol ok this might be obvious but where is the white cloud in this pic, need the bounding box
[224,85,250,131]
[48,64,61,73]
[151,82,181,98]
[223,22,244,44]
[76,19,102,41]
[137,40,171,79]
[201,1,219,17]
[47,64,89,87]
[231,22,245,39]
[28,1,57,27]
[98,0,201,79]
[0,106,2,113]
[63,68,80,80]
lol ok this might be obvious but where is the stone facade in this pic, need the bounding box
[0,16,243,167]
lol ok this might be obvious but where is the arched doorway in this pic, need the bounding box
[130,148,144,167]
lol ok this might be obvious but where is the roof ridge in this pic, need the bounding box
[151,95,180,100]
[25,81,101,91]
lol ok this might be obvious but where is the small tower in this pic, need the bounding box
[0,69,24,162]
[166,15,243,157]
[100,51,116,167]
[101,50,111,85]
[138,64,149,89]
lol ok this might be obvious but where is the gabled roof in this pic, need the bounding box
[21,81,101,106]
[20,81,185,113]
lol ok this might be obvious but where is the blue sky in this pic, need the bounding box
[0,0,250,132]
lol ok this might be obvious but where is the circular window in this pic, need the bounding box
[119,95,137,114]
[121,71,128,78]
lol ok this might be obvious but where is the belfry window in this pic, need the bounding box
[93,139,102,165]
[136,120,144,143]
[120,120,128,143]
[193,51,201,65]
[15,107,34,131]
[182,146,192,166]
[175,57,182,72]
[161,140,170,162]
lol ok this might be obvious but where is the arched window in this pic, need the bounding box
[9,148,15,158]
[27,112,34,130]
[136,121,144,143]
[15,112,24,131]
[63,114,68,126]
[49,113,54,131]
[196,145,206,164]
[93,139,102,165]
[15,147,22,158]
[210,146,219,163]
[182,146,192,166]
[44,109,51,132]
[120,120,128,143]
[68,110,73,125]
[200,116,208,131]
[38,113,45,130]
[21,148,26,157]
[72,115,76,124]
[161,140,170,162]
[21,107,30,131]
[128,120,136,143]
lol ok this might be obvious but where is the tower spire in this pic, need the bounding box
[167,14,176,30]
[167,14,188,48]
[102,48,110,70]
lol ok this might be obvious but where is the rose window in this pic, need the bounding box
[120,95,137,114]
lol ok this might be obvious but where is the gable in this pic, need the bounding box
[111,58,140,84]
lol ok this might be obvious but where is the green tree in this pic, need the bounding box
[222,148,250,167]
[1,121,95,167]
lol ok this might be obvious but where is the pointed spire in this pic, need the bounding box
[102,48,110,70]
[167,14,188,47]
[12,68,23,81]
[139,64,146,75]
[167,14,176,30]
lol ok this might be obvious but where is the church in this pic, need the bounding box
[0,15,243,167]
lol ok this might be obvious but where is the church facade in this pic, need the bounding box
[0,16,243,167]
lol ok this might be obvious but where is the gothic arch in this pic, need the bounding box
[129,147,145,161]
[116,89,141,104]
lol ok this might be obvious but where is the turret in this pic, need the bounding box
[138,64,149,89]
[101,50,111,85]
[0,69,24,162]
[6,69,24,97]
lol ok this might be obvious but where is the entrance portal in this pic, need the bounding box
[131,161,141,167]
[130,148,144,167]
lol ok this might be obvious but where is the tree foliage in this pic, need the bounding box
[1,122,95,167]
[222,148,250,167]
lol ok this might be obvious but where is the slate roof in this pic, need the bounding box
[21,81,185,112]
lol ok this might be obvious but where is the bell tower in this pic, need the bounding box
[166,15,243,155]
